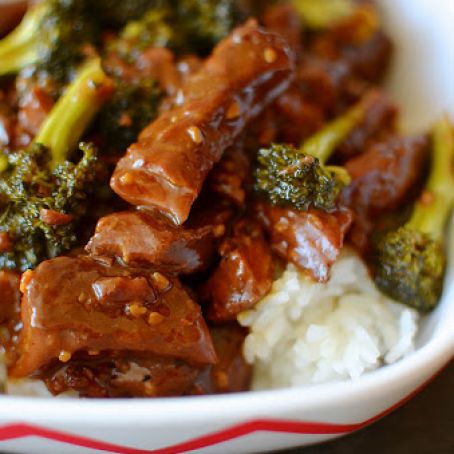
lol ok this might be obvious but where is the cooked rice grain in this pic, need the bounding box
[238,249,418,389]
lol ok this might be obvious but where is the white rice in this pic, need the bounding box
[238,249,419,389]
[0,249,418,396]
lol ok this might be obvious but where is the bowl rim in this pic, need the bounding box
[1,0,454,430]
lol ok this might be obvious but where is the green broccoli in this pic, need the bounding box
[111,0,243,59]
[35,58,112,168]
[0,142,98,271]
[112,7,178,59]
[89,0,163,29]
[177,0,243,55]
[374,116,454,312]
[0,59,111,271]
[0,0,98,85]
[291,0,355,29]
[254,98,367,211]
[96,79,162,154]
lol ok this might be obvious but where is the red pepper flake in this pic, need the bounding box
[419,190,434,206]
[0,232,12,252]
[119,113,133,127]
[40,209,74,226]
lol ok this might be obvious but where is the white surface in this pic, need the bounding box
[0,1,454,453]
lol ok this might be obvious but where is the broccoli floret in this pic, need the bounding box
[0,59,111,271]
[111,0,244,58]
[0,0,98,85]
[0,142,98,271]
[177,0,242,55]
[113,7,179,59]
[374,116,454,312]
[97,79,162,153]
[255,98,367,211]
[89,0,163,29]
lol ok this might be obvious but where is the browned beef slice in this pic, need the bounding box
[310,6,393,84]
[340,135,429,252]
[202,220,274,322]
[86,210,217,274]
[203,144,252,207]
[0,270,20,325]
[10,256,216,377]
[111,20,295,224]
[335,89,398,161]
[191,324,251,394]
[262,3,303,59]
[257,203,352,282]
[43,324,251,397]
[16,86,54,137]
[43,353,201,398]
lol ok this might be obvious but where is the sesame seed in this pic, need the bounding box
[148,312,165,325]
[226,100,241,120]
[19,270,33,294]
[58,351,72,363]
[88,350,100,356]
[264,47,277,63]
[187,126,203,144]
[128,303,147,317]
[120,172,134,185]
[151,272,170,291]
[78,292,87,303]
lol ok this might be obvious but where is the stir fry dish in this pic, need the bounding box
[0,0,453,398]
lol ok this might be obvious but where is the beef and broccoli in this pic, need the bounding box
[0,0,452,398]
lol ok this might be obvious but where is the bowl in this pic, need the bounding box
[0,0,453,453]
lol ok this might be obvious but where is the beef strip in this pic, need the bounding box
[43,324,251,397]
[256,203,352,282]
[310,6,393,85]
[201,219,274,322]
[0,270,20,325]
[16,86,54,137]
[86,210,218,275]
[191,324,251,394]
[104,47,183,98]
[43,353,201,398]
[0,101,16,148]
[111,20,295,224]
[262,3,303,59]
[340,135,429,253]
[10,256,216,378]
[335,89,397,161]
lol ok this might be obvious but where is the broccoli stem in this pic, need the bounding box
[406,116,454,238]
[291,0,354,29]
[35,58,112,168]
[300,98,367,163]
[0,2,46,75]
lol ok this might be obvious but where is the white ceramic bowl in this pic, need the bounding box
[0,1,453,453]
